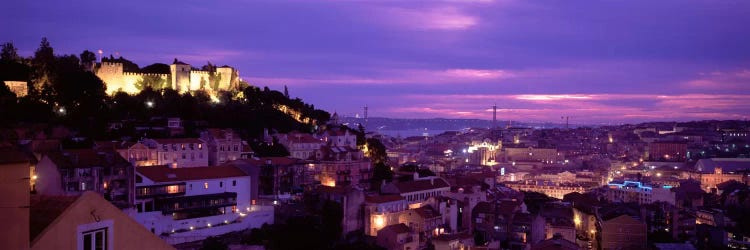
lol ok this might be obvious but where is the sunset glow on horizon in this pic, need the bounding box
[3,0,749,124]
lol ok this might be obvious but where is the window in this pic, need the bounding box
[189,184,192,190]
[166,185,180,194]
[204,182,209,189]
[182,153,186,159]
[77,220,113,250]
[232,180,236,186]
[198,143,203,149]
[234,145,239,151]
[181,144,186,150]
[220,181,223,188]
[82,228,106,250]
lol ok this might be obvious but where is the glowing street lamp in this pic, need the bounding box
[145,101,154,108]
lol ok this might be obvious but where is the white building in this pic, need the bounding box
[606,181,676,205]
[132,165,272,244]
[141,138,209,168]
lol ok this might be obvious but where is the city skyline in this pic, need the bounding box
[3,0,749,123]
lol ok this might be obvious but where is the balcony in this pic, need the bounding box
[157,192,238,215]
[136,183,186,199]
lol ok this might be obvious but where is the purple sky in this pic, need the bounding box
[3,0,750,124]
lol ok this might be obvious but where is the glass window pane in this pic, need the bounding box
[84,234,92,250]
[95,231,104,250]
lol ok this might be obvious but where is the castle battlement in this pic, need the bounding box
[123,72,169,77]
[190,70,210,75]
[96,58,240,96]
[100,61,123,67]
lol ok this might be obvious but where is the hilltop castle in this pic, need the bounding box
[94,59,241,95]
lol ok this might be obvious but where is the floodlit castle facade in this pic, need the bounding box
[95,60,241,95]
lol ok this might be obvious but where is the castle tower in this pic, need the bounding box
[95,62,124,94]
[170,59,191,93]
[215,66,236,90]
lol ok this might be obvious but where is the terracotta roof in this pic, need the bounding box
[94,140,135,150]
[150,138,204,144]
[379,223,412,235]
[136,165,247,182]
[288,133,322,144]
[30,139,61,154]
[317,185,350,195]
[531,237,581,250]
[203,129,240,140]
[30,195,79,241]
[45,149,113,169]
[238,157,301,166]
[413,205,440,219]
[0,150,30,164]
[365,195,404,204]
[391,178,449,193]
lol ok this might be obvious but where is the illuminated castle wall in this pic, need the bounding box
[95,61,240,95]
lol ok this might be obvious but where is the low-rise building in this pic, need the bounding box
[30,192,175,250]
[505,181,590,200]
[376,223,419,250]
[365,195,409,236]
[141,138,208,168]
[600,214,647,250]
[133,165,271,244]
[200,129,253,166]
[606,181,676,205]
[381,177,451,206]
[35,149,133,208]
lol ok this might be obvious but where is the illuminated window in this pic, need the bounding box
[166,185,180,194]
[204,182,208,189]
[198,143,203,149]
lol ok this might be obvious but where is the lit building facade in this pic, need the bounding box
[505,181,590,200]
[700,167,748,193]
[365,195,410,236]
[141,138,208,168]
[133,165,272,244]
[606,181,676,205]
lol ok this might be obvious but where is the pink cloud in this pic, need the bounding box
[684,69,750,90]
[390,93,750,123]
[376,5,479,31]
[246,67,516,86]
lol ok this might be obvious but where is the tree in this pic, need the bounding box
[284,85,289,98]
[31,37,55,91]
[0,84,17,123]
[1,42,19,62]
[134,75,166,91]
[371,162,394,190]
[365,138,388,165]
[79,50,96,70]
[140,63,170,74]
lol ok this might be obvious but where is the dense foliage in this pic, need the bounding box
[0,39,330,141]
